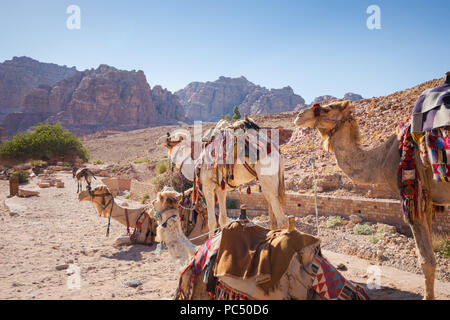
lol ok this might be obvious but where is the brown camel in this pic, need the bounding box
[78,185,156,245]
[294,100,450,299]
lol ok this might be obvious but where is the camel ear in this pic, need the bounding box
[340,100,352,115]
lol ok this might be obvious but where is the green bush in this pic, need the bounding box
[0,124,89,163]
[93,160,104,165]
[151,169,193,193]
[226,199,239,209]
[142,193,150,201]
[224,114,231,121]
[155,161,169,175]
[435,236,450,258]
[124,193,130,200]
[326,216,343,228]
[134,158,149,164]
[232,106,241,120]
[353,223,375,235]
[10,170,29,184]
[369,234,382,244]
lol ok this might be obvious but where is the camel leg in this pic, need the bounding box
[215,188,228,227]
[267,205,277,230]
[203,185,218,237]
[259,178,287,229]
[409,217,436,300]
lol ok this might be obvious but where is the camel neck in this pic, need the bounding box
[163,209,197,261]
[327,121,390,185]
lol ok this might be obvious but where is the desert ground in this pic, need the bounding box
[1,172,449,300]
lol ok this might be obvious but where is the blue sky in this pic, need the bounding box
[0,0,449,102]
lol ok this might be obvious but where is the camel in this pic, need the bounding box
[157,116,287,235]
[75,168,96,193]
[153,188,325,300]
[78,185,156,246]
[294,100,450,300]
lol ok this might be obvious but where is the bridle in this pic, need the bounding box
[311,103,352,140]
[89,188,115,236]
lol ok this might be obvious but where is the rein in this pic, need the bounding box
[89,190,115,237]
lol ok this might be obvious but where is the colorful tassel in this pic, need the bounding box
[221,179,226,190]
[246,186,251,195]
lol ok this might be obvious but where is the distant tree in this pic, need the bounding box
[0,123,89,162]
[224,114,231,121]
[232,106,241,120]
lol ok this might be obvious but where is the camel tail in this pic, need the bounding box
[278,155,286,205]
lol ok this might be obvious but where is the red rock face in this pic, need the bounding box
[0,57,77,120]
[175,76,306,121]
[4,63,186,136]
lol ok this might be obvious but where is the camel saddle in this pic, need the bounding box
[411,75,450,133]
[214,221,320,293]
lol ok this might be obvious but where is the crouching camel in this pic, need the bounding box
[153,188,369,300]
[157,116,288,236]
[78,185,156,246]
[294,100,450,300]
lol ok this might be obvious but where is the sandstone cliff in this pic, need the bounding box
[0,56,77,121]
[4,64,185,136]
[175,76,305,121]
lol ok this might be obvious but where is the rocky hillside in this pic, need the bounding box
[0,56,77,121]
[3,64,185,136]
[282,77,444,199]
[175,76,305,121]
[309,92,363,106]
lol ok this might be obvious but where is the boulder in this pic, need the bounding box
[18,188,39,197]
[349,214,363,224]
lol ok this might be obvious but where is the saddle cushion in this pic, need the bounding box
[411,79,450,133]
[214,221,320,293]
[176,235,221,300]
[310,255,369,300]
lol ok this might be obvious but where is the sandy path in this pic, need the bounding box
[0,172,448,300]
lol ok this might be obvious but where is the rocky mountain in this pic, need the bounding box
[3,64,185,136]
[343,92,363,101]
[0,56,77,121]
[175,76,305,121]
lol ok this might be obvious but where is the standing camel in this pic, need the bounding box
[157,117,287,235]
[75,168,96,193]
[294,100,450,299]
[78,185,156,245]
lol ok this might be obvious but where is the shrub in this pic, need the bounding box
[437,238,450,258]
[369,234,382,244]
[30,160,45,168]
[432,233,450,258]
[124,193,130,200]
[93,160,104,165]
[155,161,169,175]
[326,216,343,228]
[142,193,150,201]
[353,223,375,235]
[151,170,193,193]
[133,158,149,164]
[226,199,239,209]
[224,114,231,121]
[0,124,89,163]
[376,224,395,234]
[10,170,29,184]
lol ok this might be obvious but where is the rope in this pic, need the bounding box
[308,136,320,238]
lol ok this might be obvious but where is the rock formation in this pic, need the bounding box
[0,57,77,121]
[176,76,305,121]
[3,64,185,136]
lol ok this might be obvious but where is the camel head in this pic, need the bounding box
[78,185,113,217]
[294,100,353,129]
[153,187,183,243]
[294,100,358,151]
[156,131,189,151]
